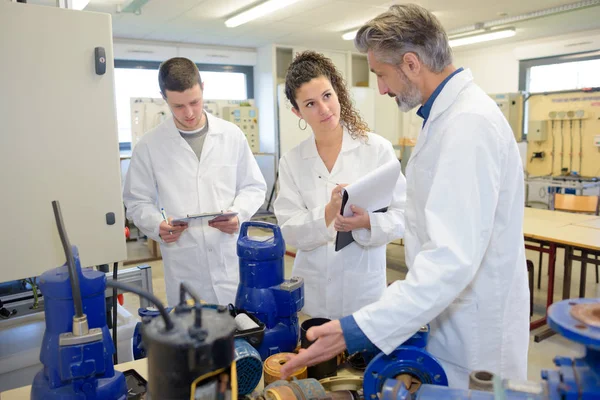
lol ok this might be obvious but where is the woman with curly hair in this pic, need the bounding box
[274,51,406,319]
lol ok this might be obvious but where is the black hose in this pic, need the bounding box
[112,262,118,364]
[179,282,202,305]
[179,282,203,327]
[106,280,174,331]
[52,200,84,319]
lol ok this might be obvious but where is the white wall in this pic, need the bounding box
[255,44,278,155]
[454,45,520,93]
[452,28,600,94]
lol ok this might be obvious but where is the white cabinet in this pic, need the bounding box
[0,2,127,280]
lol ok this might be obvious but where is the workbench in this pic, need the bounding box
[2,309,362,398]
[523,207,600,341]
[1,356,363,399]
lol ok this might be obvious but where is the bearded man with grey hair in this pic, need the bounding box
[281,3,529,389]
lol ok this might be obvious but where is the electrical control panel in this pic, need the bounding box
[203,102,219,117]
[489,92,524,142]
[221,106,260,153]
[528,120,548,142]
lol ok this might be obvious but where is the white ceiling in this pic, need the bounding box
[22,0,600,52]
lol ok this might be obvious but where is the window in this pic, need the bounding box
[528,58,600,93]
[114,60,253,146]
[201,71,248,100]
[114,67,161,144]
[519,50,600,93]
[518,51,600,138]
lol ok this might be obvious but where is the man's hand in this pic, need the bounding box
[280,320,347,379]
[159,218,188,243]
[334,205,370,232]
[209,214,239,234]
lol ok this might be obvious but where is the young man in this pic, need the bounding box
[123,57,267,306]
[281,4,529,388]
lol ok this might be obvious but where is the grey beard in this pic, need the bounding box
[396,92,422,112]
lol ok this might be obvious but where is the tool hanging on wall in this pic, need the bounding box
[530,152,545,163]
[567,111,575,173]
[548,112,557,176]
[557,111,566,172]
[576,110,585,175]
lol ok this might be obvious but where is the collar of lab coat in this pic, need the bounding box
[300,126,362,159]
[409,69,474,163]
[425,68,473,126]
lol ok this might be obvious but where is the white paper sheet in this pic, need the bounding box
[342,160,401,217]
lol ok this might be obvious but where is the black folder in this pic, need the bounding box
[334,190,388,251]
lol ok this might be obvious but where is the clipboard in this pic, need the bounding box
[334,191,388,251]
[171,211,238,226]
[333,160,400,251]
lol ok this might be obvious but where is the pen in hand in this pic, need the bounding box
[318,176,345,197]
[160,207,171,235]
[318,175,339,186]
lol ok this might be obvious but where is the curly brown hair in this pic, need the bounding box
[284,51,369,140]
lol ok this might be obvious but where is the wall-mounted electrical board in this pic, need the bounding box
[221,106,260,153]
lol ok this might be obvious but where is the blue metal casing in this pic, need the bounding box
[235,221,304,360]
[381,378,547,400]
[31,246,127,400]
[234,338,263,395]
[363,326,448,399]
[380,298,600,400]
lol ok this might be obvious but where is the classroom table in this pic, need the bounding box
[523,208,600,341]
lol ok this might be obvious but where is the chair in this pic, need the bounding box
[554,193,600,215]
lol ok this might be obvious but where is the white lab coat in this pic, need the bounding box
[123,113,267,306]
[353,69,529,388]
[274,130,406,320]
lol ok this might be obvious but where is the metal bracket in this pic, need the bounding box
[279,276,303,291]
[59,327,103,346]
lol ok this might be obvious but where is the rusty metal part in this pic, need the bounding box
[265,385,297,400]
[570,303,600,328]
[469,370,495,392]
[318,376,364,392]
[395,373,422,394]
[321,390,360,400]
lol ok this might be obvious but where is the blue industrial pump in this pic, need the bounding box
[235,221,304,360]
[363,325,448,399]
[380,298,600,400]
[31,201,127,399]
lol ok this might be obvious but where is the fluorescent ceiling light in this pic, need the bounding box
[449,28,516,48]
[225,0,301,28]
[342,30,358,41]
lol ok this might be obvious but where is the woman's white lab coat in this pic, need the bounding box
[274,130,406,320]
[123,113,267,306]
[353,69,529,388]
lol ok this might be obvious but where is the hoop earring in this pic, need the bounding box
[298,118,307,130]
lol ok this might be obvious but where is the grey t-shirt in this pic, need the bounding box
[179,113,209,161]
